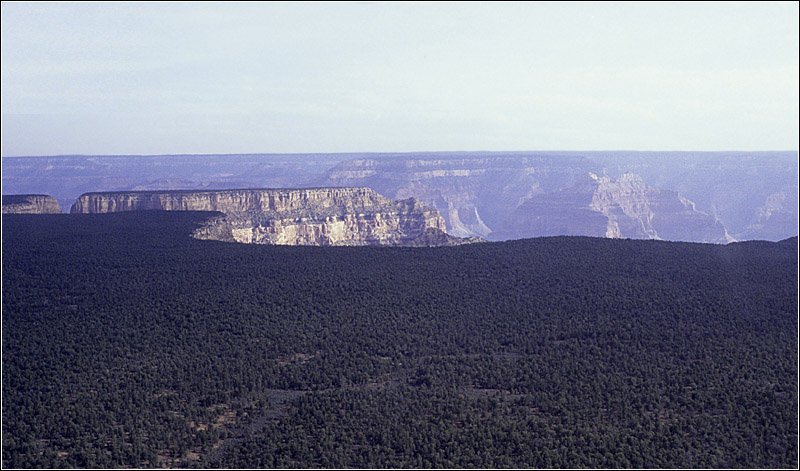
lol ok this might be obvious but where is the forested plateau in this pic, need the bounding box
[2,211,797,468]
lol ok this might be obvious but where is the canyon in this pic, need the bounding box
[322,156,738,243]
[4,151,797,243]
[491,172,731,243]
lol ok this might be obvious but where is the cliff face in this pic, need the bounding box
[2,194,61,214]
[323,155,593,239]
[71,187,391,214]
[741,192,798,241]
[192,196,454,246]
[71,188,474,246]
[7,152,797,242]
[493,173,732,243]
[324,159,738,243]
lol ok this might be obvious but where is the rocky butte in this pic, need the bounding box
[70,187,480,247]
[2,194,61,214]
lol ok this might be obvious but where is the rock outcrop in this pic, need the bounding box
[323,155,594,238]
[7,152,797,242]
[322,157,735,243]
[741,192,797,241]
[71,188,476,246]
[493,172,732,243]
[2,194,61,214]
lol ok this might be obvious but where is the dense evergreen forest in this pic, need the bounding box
[2,211,797,468]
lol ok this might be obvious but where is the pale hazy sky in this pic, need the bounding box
[1,1,798,155]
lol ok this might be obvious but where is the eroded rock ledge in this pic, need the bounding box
[2,194,61,214]
[71,188,480,246]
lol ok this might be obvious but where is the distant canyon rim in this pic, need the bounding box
[2,151,797,244]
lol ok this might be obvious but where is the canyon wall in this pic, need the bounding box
[322,157,734,243]
[323,155,593,238]
[2,194,61,214]
[491,173,732,243]
[71,188,476,246]
[7,152,796,242]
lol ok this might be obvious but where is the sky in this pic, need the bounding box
[1,1,798,155]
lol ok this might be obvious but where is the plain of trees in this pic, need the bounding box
[2,211,797,468]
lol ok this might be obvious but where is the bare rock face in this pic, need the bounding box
[6,152,796,242]
[71,188,476,246]
[2,194,61,214]
[71,187,388,214]
[322,158,732,243]
[493,173,732,243]
[741,192,798,241]
[323,155,593,239]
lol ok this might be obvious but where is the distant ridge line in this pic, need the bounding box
[3,150,797,159]
[75,187,380,196]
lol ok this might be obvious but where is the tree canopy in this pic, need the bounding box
[2,212,797,468]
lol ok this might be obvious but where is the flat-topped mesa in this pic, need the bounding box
[70,188,477,246]
[2,194,61,214]
[70,187,388,214]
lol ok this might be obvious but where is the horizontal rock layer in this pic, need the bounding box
[70,187,391,214]
[323,155,592,239]
[2,194,61,214]
[5,152,797,242]
[71,188,475,247]
[324,158,738,243]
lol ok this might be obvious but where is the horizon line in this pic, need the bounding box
[3,149,798,159]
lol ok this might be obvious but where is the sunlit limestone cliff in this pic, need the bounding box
[2,194,61,214]
[70,187,478,246]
